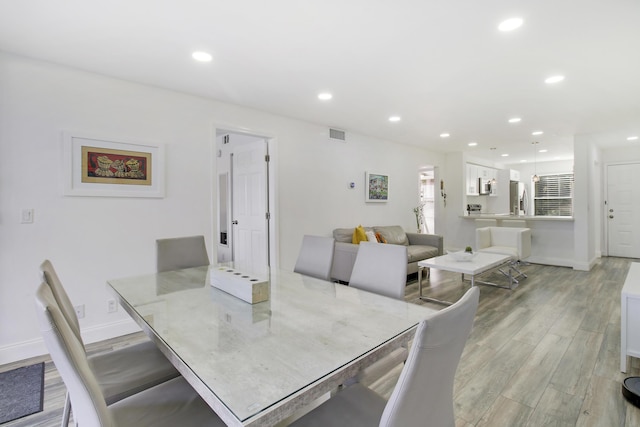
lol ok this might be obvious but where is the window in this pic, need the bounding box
[533,173,574,216]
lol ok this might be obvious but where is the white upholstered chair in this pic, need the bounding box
[156,235,210,273]
[289,286,480,427]
[476,226,531,285]
[34,282,225,427]
[293,235,335,281]
[40,260,180,427]
[349,241,407,300]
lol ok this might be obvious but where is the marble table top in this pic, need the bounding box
[108,265,436,426]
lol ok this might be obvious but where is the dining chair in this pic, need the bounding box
[290,286,480,427]
[34,282,225,427]
[293,235,335,280]
[156,235,210,273]
[345,242,408,386]
[40,260,179,427]
[349,241,407,300]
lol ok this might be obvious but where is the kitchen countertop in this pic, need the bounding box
[460,214,574,221]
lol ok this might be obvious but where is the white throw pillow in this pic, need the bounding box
[365,230,379,243]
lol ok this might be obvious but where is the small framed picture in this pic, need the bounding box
[365,172,389,202]
[63,131,165,198]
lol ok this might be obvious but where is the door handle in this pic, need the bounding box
[232,220,238,225]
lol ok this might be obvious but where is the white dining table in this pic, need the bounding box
[107,265,437,426]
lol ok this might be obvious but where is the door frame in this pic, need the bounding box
[603,160,640,257]
[213,123,278,268]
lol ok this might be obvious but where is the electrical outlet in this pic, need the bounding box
[74,304,85,319]
[107,299,117,313]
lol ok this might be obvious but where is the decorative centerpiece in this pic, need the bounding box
[210,267,269,304]
[448,246,476,262]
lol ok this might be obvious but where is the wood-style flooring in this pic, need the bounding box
[2,257,640,426]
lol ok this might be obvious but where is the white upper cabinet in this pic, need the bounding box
[466,163,479,195]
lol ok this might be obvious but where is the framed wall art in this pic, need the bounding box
[365,171,389,202]
[63,131,165,198]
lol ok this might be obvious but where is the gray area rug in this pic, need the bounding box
[0,362,45,423]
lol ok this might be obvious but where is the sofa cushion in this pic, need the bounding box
[352,225,368,244]
[374,226,409,246]
[407,245,439,263]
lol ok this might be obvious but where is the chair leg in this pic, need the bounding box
[61,391,71,427]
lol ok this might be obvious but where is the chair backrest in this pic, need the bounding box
[380,286,480,427]
[40,260,82,343]
[502,219,527,228]
[35,282,113,426]
[156,235,210,273]
[476,226,531,259]
[475,218,497,228]
[293,235,335,280]
[349,242,407,300]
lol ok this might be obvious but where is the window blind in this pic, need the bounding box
[534,173,574,216]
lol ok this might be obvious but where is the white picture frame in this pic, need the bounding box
[365,171,389,202]
[63,131,165,198]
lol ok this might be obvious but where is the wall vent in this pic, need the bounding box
[329,128,346,142]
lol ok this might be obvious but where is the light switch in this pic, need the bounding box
[21,209,34,224]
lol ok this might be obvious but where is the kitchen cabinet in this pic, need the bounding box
[467,163,498,196]
[466,164,479,195]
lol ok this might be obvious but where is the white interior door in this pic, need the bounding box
[232,139,268,272]
[607,163,640,258]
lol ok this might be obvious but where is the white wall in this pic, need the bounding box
[0,52,444,363]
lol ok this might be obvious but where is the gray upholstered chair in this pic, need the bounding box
[293,235,335,281]
[349,241,407,300]
[40,260,179,427]
[290,286,480,427]
[156,235,210,273]
[34,282,225,427]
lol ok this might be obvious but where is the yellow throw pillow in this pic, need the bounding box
[352,225,368,244]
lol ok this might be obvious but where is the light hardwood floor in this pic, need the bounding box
[3,257,640,426]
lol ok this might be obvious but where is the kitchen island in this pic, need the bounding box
[459,214,575,268]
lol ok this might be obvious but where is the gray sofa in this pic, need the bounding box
[330,225,443,283]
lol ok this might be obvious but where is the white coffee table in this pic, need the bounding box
[417,252,512,305]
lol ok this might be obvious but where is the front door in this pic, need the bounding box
[607,163,640,258]
[232,138,269,272]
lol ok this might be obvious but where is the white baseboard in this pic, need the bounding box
[0,318,142,365]
[526,256,574,268]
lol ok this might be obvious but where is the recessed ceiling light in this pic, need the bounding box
[508,117,522,123]
[520,160,527,163]
[532,131,544,135]
[389,116,401,122]
[468,142,478,147]
[192,51,213,62]
[440,133,450,138]
[627,136,639,141]
[501,154,509,157]
[318,92,333,101]
[545,75,565,84]
[498,17,523,32]
[539,149,548,153]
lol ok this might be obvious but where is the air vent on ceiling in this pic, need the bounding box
[329,128,346,142]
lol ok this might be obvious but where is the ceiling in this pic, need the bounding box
[1,0,639,165]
